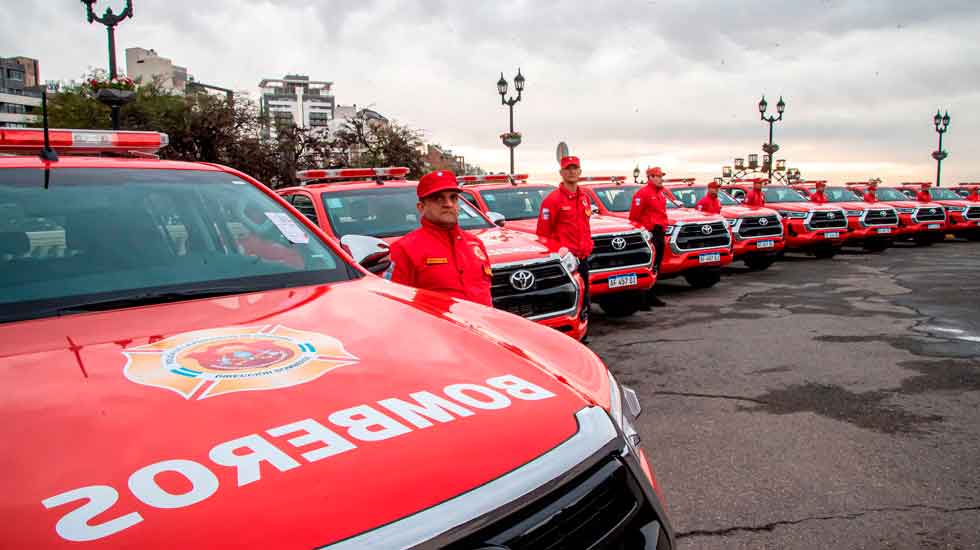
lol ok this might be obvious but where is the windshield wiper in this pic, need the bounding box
[52,287,250,314]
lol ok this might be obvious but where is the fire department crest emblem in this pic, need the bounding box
[123,325,359,400]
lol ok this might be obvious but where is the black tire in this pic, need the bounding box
[597,292,643,317]
[967,231,980,242]
[684,269,722,289]
[813,246,837,259]
[914,234,934,246]
[743,255,776,271]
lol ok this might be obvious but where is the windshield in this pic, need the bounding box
[930,188,963,200]
[322,186,492,238]
[591,184,679,211]
[822,187,863,202]
[875,188,910,201]
[0,168,351,323]
[478,186,553,220]
[670,187,739,207]
[763,186,810,203]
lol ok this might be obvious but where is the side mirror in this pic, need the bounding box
[590,204,600,215]
[340,234,390,274]
[486,211,506,227]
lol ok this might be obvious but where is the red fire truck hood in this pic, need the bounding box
[719,205,779,218]
[468,226,562,264]
[504,214,642,236]
[667,207,725,223]
[0,277,607,548]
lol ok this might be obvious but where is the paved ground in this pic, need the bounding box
[588,238,980,549]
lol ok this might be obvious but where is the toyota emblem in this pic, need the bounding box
[929,208,936,214]
[611,237,628,250]
[758,217,769,226]
[509,269,535,291]
[827,212,836,219]
[700,224,713,235]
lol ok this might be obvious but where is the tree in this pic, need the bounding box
[332,115,426,179]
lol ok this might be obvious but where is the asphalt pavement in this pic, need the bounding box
[588,238,980,549]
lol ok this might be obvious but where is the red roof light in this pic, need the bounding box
[0,129,168,155]
[296,167,410,182]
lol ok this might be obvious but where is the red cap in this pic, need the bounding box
[920,181,932,187]
[560,155,580,169]
[417,170,460,199]
[646,166,665,177]
[707,180,720,189]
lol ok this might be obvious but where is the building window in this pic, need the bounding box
[309,112,331,127]
[7,69,24,81]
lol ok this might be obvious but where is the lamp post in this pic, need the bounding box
[497,69,525,173]
[758,95,785,182]
[81,0,134,130]
[932,109,950,187]
[633,166,641,184]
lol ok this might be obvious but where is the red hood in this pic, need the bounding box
[504,214,642,236]
[875,200,943,209]
[666,207,725,223]
[768,201,841,212]
[719,205,779,218]
[928,199,972,208]
[823,200,887,210]
[0,278,608,548]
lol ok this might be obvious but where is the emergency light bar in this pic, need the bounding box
[733,178,769,184]
[0,129,169,155]
[457,174,528,185]
[957,182,980,187]
[662,178,696,185]
[577,176,627,184]
[296,167,410,182]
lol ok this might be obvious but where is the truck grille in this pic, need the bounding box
[590,232,653,272]
[913,207,945,222]
[737,215,783,238]
[807,210,848,229]
[964,207,980,220]
[864,208,899,226]
[447,458,668,550]
[491,260,577,319]
[675,221,731,250]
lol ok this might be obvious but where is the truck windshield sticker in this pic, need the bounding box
[264,212,310,244]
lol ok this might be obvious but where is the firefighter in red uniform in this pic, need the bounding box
[967,187,980,202]
[695,180,723,214]
[863,180,879,203]
[386,170,493,307]
[628,166,669,307]
[537,155,594,320]
[916,182,933,202]
[744,179,766,207]
[809,180,828,204]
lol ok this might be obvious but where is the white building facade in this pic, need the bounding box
[258,75,335,134]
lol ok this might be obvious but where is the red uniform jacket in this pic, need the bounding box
[809,190,827,204]
[916,190,932,202]
[695,193,722,214]
[863,190,877,203]
[744,189,766,207]
[628,183,669,230]
[967,190,980,201]
[536,185,594,258]
[387,218,493,306]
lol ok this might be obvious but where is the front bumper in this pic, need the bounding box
[783,219,847,248]
[843,219,898,242]
[732,236,786,259]
[589,266,656,296]
[325,406,675,550]
[659,244,734,277]
[896,214,945,237]
[943,211,979,233]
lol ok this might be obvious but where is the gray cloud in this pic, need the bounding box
[1,0,977,182]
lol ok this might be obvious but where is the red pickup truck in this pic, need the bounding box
[664,179,784,271]
[457,175,657,317]
[723,180,847,259]
[791,182,898,252]
[845,182,946,245]
[898,183,980,238]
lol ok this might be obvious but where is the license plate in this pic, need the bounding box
[608,274,637,288]
[699,253,721,264]
[927,224,941,229]
[824,232,840,239]
[756,240,775,249]
[876,227,893,234]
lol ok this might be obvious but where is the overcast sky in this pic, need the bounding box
[4,1,978,183]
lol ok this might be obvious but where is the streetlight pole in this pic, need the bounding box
[81,0,134,130]
[497,69,525,173]
[758,95,785,182]
[932,109,950,187]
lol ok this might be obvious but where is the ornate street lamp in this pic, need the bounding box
[932,109,950,187]
[759,94,785,182]
[748,153,759,170]
[633,165,641,184]
[81,0,135,130]
[497,68,525,173]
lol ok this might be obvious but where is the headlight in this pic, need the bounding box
[664,225,675,235]
[898,208,915,214]
[640,229,652,242]
[608,371,642,448]
[779,211,807,219]
[559,250,579,274]
[846,210,863,217]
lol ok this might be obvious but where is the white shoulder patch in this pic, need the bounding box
[542,208,550,220]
